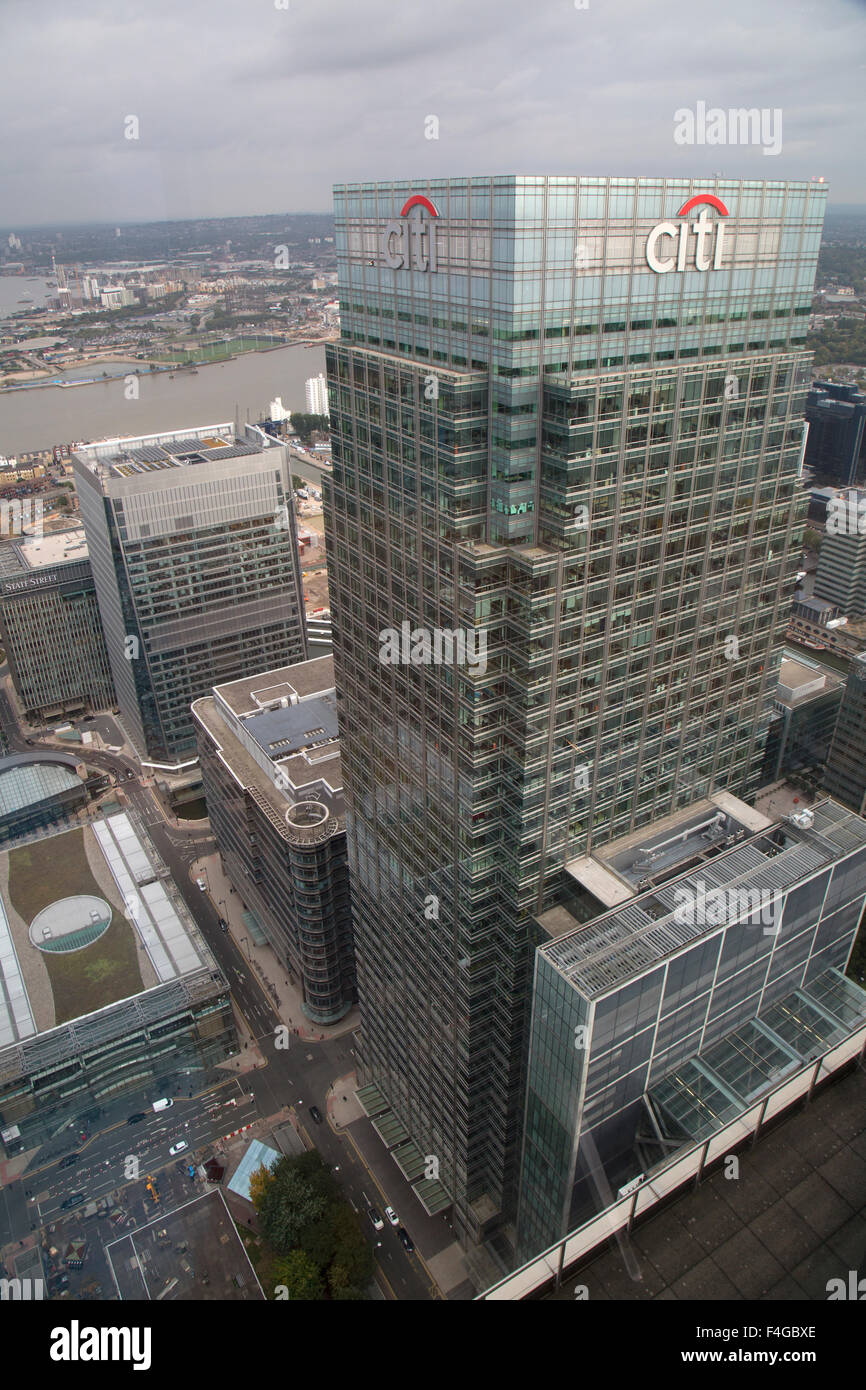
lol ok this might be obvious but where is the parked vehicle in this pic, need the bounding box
[152,1098,172,1112]
[309,1105,323,1124]
[169,1141,188,1156]
[196,878,206,892]
[398,1227,414,1252]
[384,1206,399,1227]
[368,1207,384,1232]
[126,1113,146,1124]
[58,1154,79,1169]
[60,1193,85,1210]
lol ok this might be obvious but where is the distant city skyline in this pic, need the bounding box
[0,0,863,225]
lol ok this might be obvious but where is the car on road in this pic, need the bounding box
[368,1207,384,1232]
[385,1206,399,1226]
[58,1153,79,1169]
[398,1227,414,1252]
[169,1141,188,1155]
[83,716,94,723]
[196,878,207,892]
[309,1105,323,1124]
[152,1098,173,1112]
[218,918,229,932]
[125,769,135,779]
[60,1193,85,1210]
[126,1112,146,1124]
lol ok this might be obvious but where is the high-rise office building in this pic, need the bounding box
[824,651,866,814]
[73,423,307,770]
[325,176,825,1245]
[305,374,330,418]
[804,381,866,487]
[0,528,115,720]
[193,656,355,1024]
[813,486,866,618]
[760,647,844,781]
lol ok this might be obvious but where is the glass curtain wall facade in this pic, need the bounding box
[0,558,115,720]
[824,652,866,814]
[73,426,307,767]
[518,801,866,1257]
[326,176,826,1244]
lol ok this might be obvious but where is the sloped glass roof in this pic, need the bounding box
[0,762,80,817]
[648,968,866,1142]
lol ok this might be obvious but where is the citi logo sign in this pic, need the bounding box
[383,195,439,272]
[646,195,728,274]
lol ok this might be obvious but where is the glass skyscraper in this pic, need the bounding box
[324,176,826,1246]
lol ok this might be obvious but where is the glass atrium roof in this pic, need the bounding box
[0,762,80,817]
[647,968,866,1142]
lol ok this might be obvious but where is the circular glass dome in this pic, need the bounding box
[29,896,112,954]
[285,801,329,828]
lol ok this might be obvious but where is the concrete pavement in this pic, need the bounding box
[191,848,361,1043]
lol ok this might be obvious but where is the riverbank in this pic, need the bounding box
[0,341,329,454]
[1,334,336,393]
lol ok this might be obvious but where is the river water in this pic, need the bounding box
[0,343,327,454]
[0,276,57,317]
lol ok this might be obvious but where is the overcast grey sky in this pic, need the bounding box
[1,0,864,225]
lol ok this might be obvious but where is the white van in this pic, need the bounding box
[152,1098,173,1112]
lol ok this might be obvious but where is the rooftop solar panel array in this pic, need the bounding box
[103,432,261,476]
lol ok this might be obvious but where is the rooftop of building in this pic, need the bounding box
[0,525,90,581]
[0,810,218,1046]
[0,755,83,819]
[543,798,866,999]
[564,792,772,909]
[192,656,344,837]
[794,594,839,613]
[14,527,89,570]
[73,422,268,480]
[211,655,336,717]
[243,696,339,762]
[777,653,844,705]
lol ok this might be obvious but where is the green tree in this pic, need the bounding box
[189,313,201,331]
[250,1152,336,1255]
[326,1204,374,1299]
[290,413,329,443]
[803,528,822,552]
[272,1250,323,1301]
[260,1171,327,1253]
